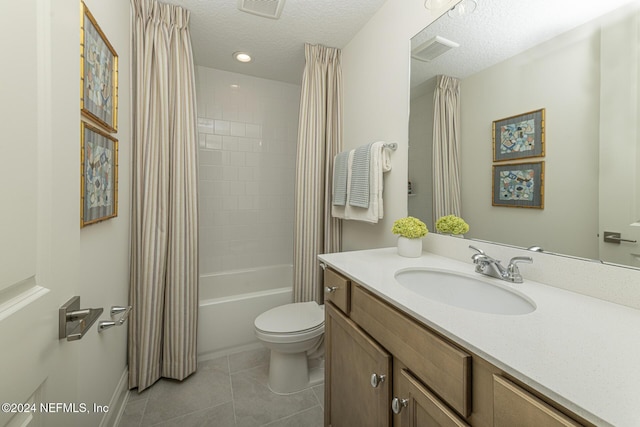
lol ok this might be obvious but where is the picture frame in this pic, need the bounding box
[492,161,544,209]
[81,121,118,227]
[80,1,118,132]
[492,108,545,162]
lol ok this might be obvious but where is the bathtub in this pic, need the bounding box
[198,264,293,359]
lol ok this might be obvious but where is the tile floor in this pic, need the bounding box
[118,347,324,427]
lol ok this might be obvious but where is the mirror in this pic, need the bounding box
[409,0,640,268]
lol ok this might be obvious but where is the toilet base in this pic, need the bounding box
[267,350,324,395]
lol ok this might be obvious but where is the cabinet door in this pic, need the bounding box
[393,366,470,427]
[325,302,392,427]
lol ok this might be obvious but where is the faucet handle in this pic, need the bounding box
[506,256,533,283]
[508,256,533,267]
[468,245,485,255]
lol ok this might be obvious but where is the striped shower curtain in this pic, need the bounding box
[432,75,462,222]
[293,44,343,303]
[128,0,199,392]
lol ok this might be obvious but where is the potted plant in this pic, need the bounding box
[392,216,428,257]
[435,215,469,236]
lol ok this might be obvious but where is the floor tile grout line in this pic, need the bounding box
[137,398,149,427]
[260,403,324,427]
[311,386,324,409]
[227,355,240,426]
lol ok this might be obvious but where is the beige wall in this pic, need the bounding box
[340,0,448,250]
[460,24,601,259]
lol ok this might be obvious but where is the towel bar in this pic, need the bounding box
[384,142,397,150]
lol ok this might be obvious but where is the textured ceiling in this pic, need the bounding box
[161,0,387,85]
[411,0,640,93]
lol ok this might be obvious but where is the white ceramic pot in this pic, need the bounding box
[397,236,422,258]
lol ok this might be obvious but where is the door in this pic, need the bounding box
[325,303,391,427]
[392,365,469,427]
[598,10,640,267]
[0,1,79,426]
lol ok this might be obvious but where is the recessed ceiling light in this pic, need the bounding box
[233,52,252,63]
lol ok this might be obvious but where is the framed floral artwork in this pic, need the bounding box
[492,108,545,162]
[492,161,544,209]
[81,1,118,132]
[81,122,118,227]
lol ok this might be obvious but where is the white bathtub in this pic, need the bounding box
[198,264,293,359]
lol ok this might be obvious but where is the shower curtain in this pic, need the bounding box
[128,0,199,392]
[432,75,462,222]
[293,43,343,303]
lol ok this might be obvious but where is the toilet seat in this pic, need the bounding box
[254,302,324,343]
[255,301,324,333]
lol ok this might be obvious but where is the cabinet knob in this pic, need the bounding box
[391,397,409,414]
[325,286,338,293]
[370,373,386,388]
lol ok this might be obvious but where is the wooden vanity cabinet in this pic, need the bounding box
[323,268,592,427]
[325,302,391,427]
[350,283,472,417]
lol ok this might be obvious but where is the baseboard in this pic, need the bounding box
[99,367,129,427]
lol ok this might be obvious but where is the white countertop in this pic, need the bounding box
[319,248,640,427]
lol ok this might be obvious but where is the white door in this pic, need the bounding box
[0,1,79,426]
[598,11,640,268]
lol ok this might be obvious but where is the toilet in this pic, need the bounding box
[254,301,325,394]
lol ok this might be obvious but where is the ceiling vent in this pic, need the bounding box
[237,0,286,19]
[412,36,459,62]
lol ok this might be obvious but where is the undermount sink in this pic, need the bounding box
[394,268,536,315]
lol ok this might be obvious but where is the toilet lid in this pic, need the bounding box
[255,301,324,334]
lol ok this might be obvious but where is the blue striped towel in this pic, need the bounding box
[332,151,349,206]
[349,142,374,208]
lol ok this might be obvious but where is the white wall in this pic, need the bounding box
[341,0,448,250]
[459,23,601,259]
[77,0,131,425]
[195,66,300,274]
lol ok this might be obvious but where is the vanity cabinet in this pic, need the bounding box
[323,268,593,427]
[325,302,391,427]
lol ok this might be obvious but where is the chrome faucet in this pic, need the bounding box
[469,245,532,283]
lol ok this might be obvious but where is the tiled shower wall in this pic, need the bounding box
[196,66,301,275]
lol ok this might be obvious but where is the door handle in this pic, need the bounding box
[98,305,132,332]
[604,232,637,244]
[59,296,103,341]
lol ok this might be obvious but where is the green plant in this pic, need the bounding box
[391,216,428,239]
[435,215,469,235]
